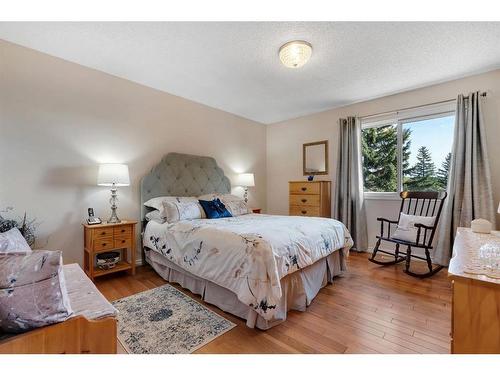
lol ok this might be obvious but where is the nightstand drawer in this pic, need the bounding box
[289,182,320,195]
[113,226,132,237]
[289,194,320,207]
[94,237,114,251]
[94,228,114,239]
[289,205,320,217]
[114,237,132,249]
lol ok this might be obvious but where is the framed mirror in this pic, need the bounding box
[303,140,328,175]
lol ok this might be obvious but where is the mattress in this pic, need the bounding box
[143,213,353,320]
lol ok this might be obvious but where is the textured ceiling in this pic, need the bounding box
[1,22,500,124]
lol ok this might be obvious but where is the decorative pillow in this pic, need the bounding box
[0,250,73,333]
[162,201,205,223]
[391,213,436,243]
[198,193,222,201]
[0,228,32,254]
[145,210,166,223]
[197,193,250,216]
[224,199,250,216]
[143,196,197,211]
[198,199,233,219]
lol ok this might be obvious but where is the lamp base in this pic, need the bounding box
[107,185,121,223]
[107,214,121,224]
[244,187,248,204]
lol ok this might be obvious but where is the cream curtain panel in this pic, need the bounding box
[334,117,368,252]
[435,92,496,266]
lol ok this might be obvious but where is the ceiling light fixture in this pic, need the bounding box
[279,40,312,69]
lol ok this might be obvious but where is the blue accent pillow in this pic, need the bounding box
[198,198,232,219]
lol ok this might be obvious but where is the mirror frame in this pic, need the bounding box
[303,140,329,176]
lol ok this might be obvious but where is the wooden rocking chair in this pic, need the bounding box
[368,191,447,278]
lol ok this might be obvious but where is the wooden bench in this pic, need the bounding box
[0,263,117,354]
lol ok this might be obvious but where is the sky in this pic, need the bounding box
[404,115,455,172]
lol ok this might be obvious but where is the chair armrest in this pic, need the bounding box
[376,218,398,224]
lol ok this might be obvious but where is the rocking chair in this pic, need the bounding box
[368,191,447,278]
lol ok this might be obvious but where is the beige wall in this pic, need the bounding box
[0,40,267,264]
[2,38,499,263]
[267,69,500,250]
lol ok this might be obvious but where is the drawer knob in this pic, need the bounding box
[301,199,307,203]
[301,187,307,191]
[301,210,307,214]
[121,229,125,233]
[102,243,107,247]
[101,231,106,235]
[122,240,125,243]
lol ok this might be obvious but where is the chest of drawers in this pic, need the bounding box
[448,228,500,353]
[288,181,331,218]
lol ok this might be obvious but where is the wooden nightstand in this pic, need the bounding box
[252,208,262,214]
[83,220,137,281]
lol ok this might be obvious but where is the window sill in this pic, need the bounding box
[364,192,401,201]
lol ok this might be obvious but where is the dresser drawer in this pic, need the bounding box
[114,237,132,249]
[93,228,114,239]
[93,237,114,251]
[289,194,320,207]
[289,182,320,195]
[114,225,132,237]
[289,205,320,217]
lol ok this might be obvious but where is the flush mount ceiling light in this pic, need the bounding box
[279,40,312,68]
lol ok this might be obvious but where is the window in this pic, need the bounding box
[361,103,455,197]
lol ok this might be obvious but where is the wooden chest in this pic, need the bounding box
[448,228,500,353]
[288,181,331,218]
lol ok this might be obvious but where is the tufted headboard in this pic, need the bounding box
[140,153,231,221]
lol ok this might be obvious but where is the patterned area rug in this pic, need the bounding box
[112,284,236,354]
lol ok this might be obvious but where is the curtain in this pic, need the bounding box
[435,92,496,266]
[334,116,368,252]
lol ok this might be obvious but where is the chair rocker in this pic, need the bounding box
[368,191,447,278]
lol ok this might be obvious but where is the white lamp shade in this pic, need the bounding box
[97,164,130,186]
[237,173,255,187]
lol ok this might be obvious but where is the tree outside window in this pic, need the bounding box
[362,114,455,194]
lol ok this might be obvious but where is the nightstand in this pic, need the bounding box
[252,208,262,214]
[83,220,137,281]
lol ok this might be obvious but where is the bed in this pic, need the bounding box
[140,153,353,330]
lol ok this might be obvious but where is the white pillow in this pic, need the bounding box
[162,201,205,223]
[144,196,197,211]
[391,213,436,243]
[0,228,32,254]
[222,194,250,216]
[145,210,166,223]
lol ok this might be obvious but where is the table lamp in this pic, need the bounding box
[237,173,255,203]
[97,164,130,223]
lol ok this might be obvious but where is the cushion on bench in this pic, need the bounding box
[63,263,117,320]
[0,250,72,333]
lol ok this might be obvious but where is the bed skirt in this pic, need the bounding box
[145,248,347,330]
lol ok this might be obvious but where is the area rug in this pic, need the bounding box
[112,284,236,354]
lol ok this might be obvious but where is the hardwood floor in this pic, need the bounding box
[95,252,452,354]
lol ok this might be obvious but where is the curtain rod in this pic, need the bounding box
[360,92,487,121]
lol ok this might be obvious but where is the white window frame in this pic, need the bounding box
[361,102,456,200]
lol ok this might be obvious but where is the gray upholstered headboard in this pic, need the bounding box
[140,153,231,220]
